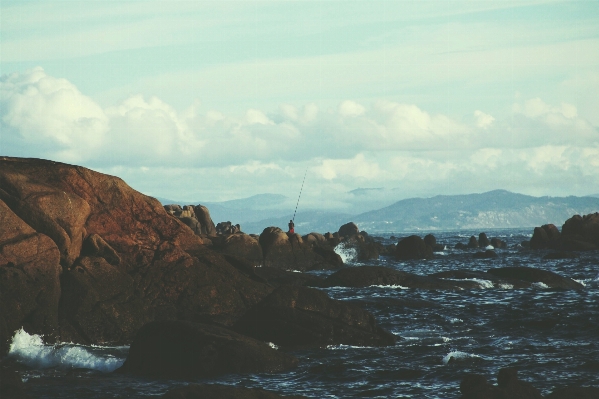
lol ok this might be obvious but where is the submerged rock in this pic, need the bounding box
[487,266,584,290]
[233,285,396,348]
[117,321,298,379]
[161,384,308,399]
[459,368,543,399]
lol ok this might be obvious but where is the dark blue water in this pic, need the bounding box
[7,229,599,398]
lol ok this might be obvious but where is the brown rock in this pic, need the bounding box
[0,199,62,353]
[193,205,217,235]
[395,235,433,260]
[338,222,359,238]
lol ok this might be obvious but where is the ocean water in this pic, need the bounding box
[6,229,599,398]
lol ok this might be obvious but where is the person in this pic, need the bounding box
[288,219,295,234]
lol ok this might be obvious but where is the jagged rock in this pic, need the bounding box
[233,285,396,348]
[562,213,599,248]
[161,384,308,399]
[193,205,217,235]
[478,233,491,248]
[216,221,242,235]
[488,266,584,290]
[117,321,298,379]
[490,237,507,249]
[395,235,433,260]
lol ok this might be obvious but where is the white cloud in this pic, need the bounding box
[339,100,366,117]
[0,67,107,161]
[315,154,384,181]
[474,110,495,129]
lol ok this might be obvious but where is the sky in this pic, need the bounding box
[1,0,598,213]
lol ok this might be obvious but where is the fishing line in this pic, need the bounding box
[292,167,308,222]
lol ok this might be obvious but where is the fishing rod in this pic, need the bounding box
[292,167,308,222]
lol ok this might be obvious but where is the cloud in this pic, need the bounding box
[0,67,108,162]
[2,67,598,203]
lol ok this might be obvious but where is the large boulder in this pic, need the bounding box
[233,285,396,348]
[488,267,584,290]
[193,205,217,235]
[395,235,433,260]
[478,233,491,248]
[259,227,342,271]
[0,200,62,353]
[338,222,359,238]
[0,157,273,351]
[117,321,298,379]
[162,384,308,399]
[561,213,599,250]
[212,233,263,266]
[530,224,561,250]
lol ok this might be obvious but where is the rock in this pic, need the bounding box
[193,205,217,235]
[562,213,599,248]
[0,157,273,351]
[117,321,297,379]
[473,250,498,259]
[253,267,326,288]
[216,221,242,235]
[341,234,382,261]
[161,384,308,399]
[259,227,342,271]
[543,251,579,260]
[530,224,561,249]
[395,235,433,260]
[424,234,436,247]
[212,233,263,266]
[467,236,479,249]
[324,266,481,291]
[497,368,543,399]
[233,285,397,348]
[488,266,584,290]
[546,386,599,399]
[338,222,359,238]
[0,199,62,353]
[0,363,30,399]
[478,233,491,248]
[455,242,467,250]
[459,368,543,399]
[490,238,507,249]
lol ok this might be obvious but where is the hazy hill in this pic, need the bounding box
[352,190,599,233]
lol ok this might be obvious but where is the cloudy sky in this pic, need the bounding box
[1,0,598,213]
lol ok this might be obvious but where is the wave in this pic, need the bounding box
[334,242,358,264]
[8,328,126,372]
[442,350,482,365]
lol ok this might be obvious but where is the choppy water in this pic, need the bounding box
[6,229,599,398]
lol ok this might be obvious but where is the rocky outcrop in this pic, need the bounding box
[211,233,263,266]
[395,235,433,260]
[0,157,273,352]
[530,224,561,249]
[253,267,326,288]
[338,222,359,238]
[561,213,599,250]
[473,249,498,259]
[488,266,584,290]
[259,227,342,271]
[459,368,543,399]
[216,221,242,235]
[164,204,217,236]
[233,285,396,348]
[117,321,298,379]
[162,384,308,399]
[478,233,491,247]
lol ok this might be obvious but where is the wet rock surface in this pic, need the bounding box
[117,320,298,379]
[161,384,308,399]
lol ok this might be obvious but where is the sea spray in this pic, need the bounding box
[8,328,126,372]
[334,241,358,264]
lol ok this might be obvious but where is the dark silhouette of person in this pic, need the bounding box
[288,219,295,234]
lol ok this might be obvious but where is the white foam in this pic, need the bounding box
[368,284,409,289]
[8,328,125,372]
[485,245,495,250]
[532,282,550,289]
[442,350,481,365]
[334,242,358,264]
[498,283,514,289]
[442,278,494,289]
[434,251,447,256]
[449,318,463,324]
[268,342,279,350]
[574,279,587,287]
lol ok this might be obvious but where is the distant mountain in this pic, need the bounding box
[352,190,599,233]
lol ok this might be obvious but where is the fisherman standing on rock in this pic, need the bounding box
[288,219,295,234]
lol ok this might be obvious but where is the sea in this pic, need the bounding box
[5,228,599,398]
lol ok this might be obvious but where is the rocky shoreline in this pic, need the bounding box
[1,157,598,398]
